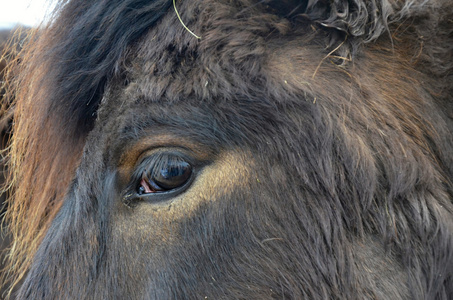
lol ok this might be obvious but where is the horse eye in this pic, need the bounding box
[137,155,193,195]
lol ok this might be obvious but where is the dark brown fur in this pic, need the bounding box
[2,0,453,298]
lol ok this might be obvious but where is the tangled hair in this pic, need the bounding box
[0,28,27,140]
[2,0,452,296]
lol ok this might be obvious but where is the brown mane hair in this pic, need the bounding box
[1,27,86,289]
[2,0,174,290]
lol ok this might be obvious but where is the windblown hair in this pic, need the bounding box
[2,0,453,297]
[0,27,30,293]
[0,28,26,141]
[2,0,174,288]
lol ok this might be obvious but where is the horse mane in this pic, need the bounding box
[2,0,452,294]
[0,28,26,142]
[2,0,173,289]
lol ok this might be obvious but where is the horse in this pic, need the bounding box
[0,27,28,298]
[2,0,452,298]
[0,29,13,298]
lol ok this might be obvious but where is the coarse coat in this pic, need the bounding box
[2,0,453,299]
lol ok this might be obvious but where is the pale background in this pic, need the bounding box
[0,0,52,29]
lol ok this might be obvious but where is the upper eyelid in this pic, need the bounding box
[137,152,193,178]
[116,135,213,169]
[135,148,194,169]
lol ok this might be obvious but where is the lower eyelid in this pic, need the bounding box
[139,178,155,194]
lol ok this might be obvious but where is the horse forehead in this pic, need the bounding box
[117,4,289,102]
[96,2,317,136]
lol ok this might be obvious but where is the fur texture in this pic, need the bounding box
[2,0,453,298]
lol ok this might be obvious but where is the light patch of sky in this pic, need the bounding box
[0,0,54,29]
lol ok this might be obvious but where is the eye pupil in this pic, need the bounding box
[154,161,192,190]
